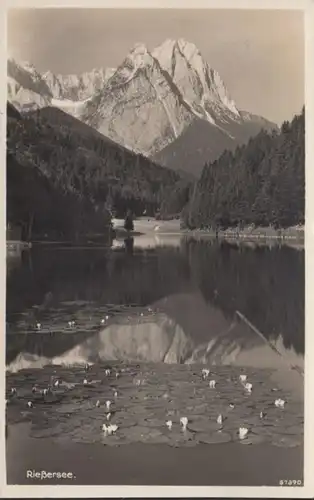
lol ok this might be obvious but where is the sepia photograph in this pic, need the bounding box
[3,2,310,495]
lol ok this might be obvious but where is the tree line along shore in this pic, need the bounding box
[6,103,304,242]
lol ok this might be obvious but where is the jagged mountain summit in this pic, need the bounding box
[152,39,240,122]
[7,58,115,117]
[7,39,277,175]
[80,39,247,156]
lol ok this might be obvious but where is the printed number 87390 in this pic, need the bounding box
[279,479,302,486]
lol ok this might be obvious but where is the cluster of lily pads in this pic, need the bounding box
[6,361,296,448]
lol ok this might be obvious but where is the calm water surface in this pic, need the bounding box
[5,233,305,485]
[6,234,304,374]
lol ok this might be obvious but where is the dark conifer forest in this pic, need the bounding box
[182,108,305,230]
[6,103,304,240]
[6,103,185,239]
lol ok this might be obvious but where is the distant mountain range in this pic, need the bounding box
[8,39,277,176]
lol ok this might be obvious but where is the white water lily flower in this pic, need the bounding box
[113,391,118,398]
[96,400,100,407]
[83,379,88,385]
[105,315,109,320]
[54,380,60,387]
[140,313,144,317]
[201,368,210,379]
[209,380,216,389]
[180,417,188,430]
[43,389,48,396]
[36,323,41,330]
[108,424,118,435]
[244,382,253,393]
[166,420,173,430]
[239,374,247,382]
[106,400,111,410]
[217,414,223,425]
[275,398,285,408]
[27,401,33,408]
[11,387,17,395]
[106,412,111,421]
[105,369,111,376]
[239,427,248,440]
[260,411,265,419]
[100,318,105,325]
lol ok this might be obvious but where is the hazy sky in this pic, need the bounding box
[7,9,304,124]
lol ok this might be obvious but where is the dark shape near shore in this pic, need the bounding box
[124,237,134,255]
[124,210,134,232]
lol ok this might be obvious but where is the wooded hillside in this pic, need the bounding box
[182,108,305,229]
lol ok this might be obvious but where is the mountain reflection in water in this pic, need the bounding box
[6,236,304,394]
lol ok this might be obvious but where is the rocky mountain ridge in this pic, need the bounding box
[7,39,277,175]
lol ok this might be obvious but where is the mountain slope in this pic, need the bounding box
[182,108,305,229]
[80,39,245,157]
[42,67,113,101]
[153,112,277,176]
[6,103,114,241]
[7,58,109,117]
[7,103,182,226]
[7,40,278,176]
[80,43,194,154]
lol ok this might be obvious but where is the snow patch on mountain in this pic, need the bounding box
[6,40,276,170]
[50,98,90,118]
[42,68,108,101]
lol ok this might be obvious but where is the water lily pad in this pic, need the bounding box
[167,430,195,444]
[187,419,220,433]
[273,436,302,448]
[138,428,164,443]
[251,425,274,437]
[111,417,138,428]
[120,425,154,442]
[273,425,303,436]
[55,403,78,414]
[196,431,231,444]
[139,417,166,428]
[239,434,265,445]
[43,393,65,404]
[102,435,130,446]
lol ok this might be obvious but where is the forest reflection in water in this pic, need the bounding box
[6,236,304,376]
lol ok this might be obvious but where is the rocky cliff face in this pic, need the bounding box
[7,40,277,175]
[42,67,115,101]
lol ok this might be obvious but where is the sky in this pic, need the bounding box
[7,8,304,124]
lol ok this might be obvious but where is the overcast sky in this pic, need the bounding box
[7,8,304,124]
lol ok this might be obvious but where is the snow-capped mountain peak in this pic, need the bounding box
[7,39,276,175]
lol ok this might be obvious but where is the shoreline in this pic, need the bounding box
[6,220,305,249]
[181,226,304,241]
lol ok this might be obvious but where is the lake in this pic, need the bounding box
[5,228,305,486]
